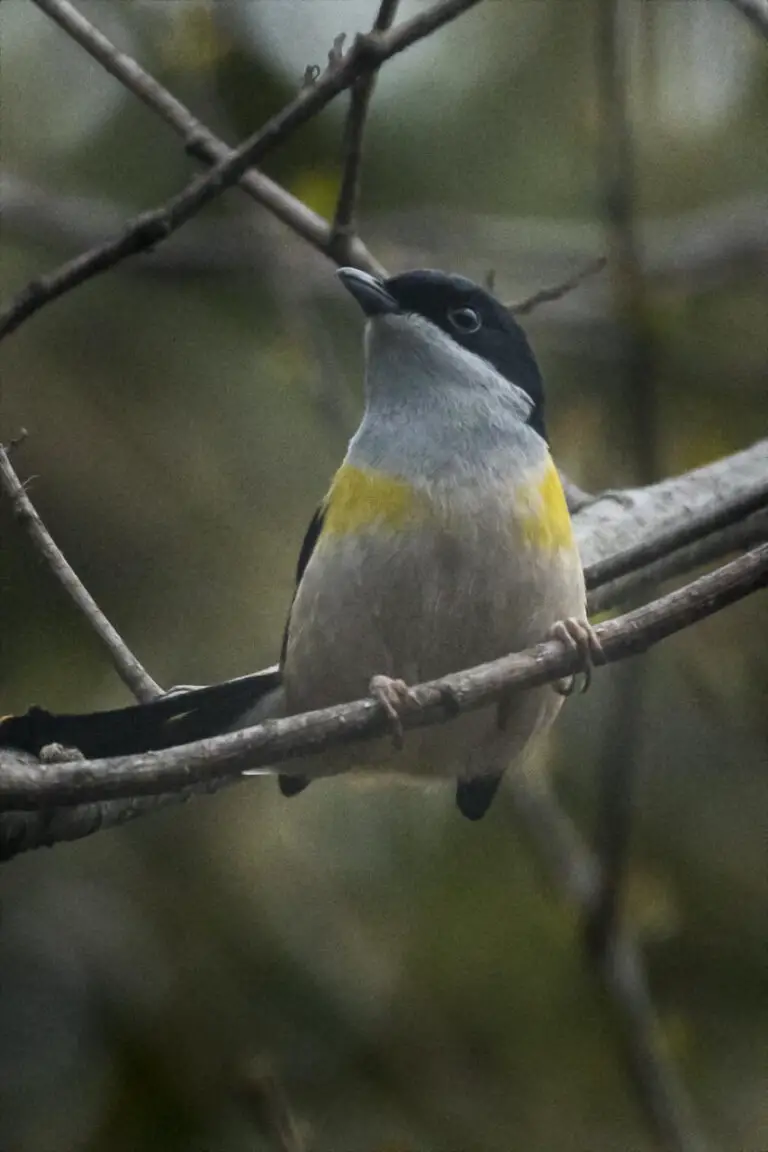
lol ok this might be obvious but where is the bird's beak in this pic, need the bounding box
[337,267,400,317]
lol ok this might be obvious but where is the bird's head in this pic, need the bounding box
[337,267,547,442]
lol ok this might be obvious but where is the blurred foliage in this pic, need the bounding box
[0,2,767,1151]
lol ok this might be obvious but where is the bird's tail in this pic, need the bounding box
[0,668,282,760]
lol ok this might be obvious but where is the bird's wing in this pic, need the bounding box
[279,502,326,666]
[0,668,282,759]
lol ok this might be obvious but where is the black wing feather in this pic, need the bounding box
[276,503,326,799]
[279,503,326,667]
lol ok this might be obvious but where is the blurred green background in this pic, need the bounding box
[1,1,767,1150]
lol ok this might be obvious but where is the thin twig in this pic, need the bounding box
[509,257,607,316]
[330,0,402,260]
[724,0,768,39]
[7,0,484,343]
[1,542,765,811]
[0,443,161,702]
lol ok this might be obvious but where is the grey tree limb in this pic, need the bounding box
[4,171,767,314]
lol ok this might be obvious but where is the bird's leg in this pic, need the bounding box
[547,617,605,696]
[369,674,419,750]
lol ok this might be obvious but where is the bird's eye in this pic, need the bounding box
[448,306,482,334]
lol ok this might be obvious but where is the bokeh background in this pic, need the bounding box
[1,2,767,1150]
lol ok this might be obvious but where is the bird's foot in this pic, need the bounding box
[548,617,605,696]
[369,674,418,750]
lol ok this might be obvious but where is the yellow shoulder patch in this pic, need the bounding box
[518,457,575,552]
[322,464,427,537]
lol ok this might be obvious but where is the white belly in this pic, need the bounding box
[281,502,585,782]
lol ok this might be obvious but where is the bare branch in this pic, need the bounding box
[0,770,236,862]
[588,508,768,615]
[330,0,402,261]
[724,0,768,39]
[0,442,161,702]
[574,438,768,570]
[4,0,484,342]
[1,542,765,813]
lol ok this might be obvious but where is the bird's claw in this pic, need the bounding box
[370,674,417,750]
[548,617,605,696]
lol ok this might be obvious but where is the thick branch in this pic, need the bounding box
[0,443,160,702]
[0,772,236,862]
[573,438,768,570]
[1,542,765,812]
[5,0,482,342]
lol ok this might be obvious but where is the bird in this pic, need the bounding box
[0,267,602,820]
